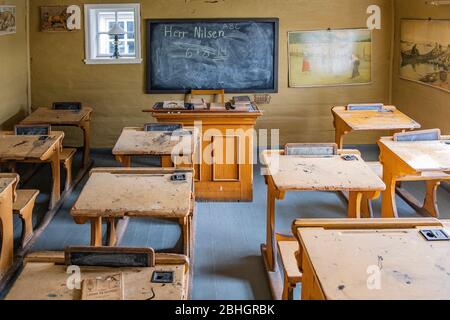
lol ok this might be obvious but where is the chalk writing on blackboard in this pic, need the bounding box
[146,19,279,94]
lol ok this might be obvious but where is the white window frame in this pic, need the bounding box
[84,3,142,65]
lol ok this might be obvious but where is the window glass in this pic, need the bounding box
[85,4,141,63]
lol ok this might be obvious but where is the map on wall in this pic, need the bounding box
[0,6,16,36]
[400,19,450,93]
[288,29,372,87]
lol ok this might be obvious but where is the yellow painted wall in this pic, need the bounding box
[29,0,393,147]
[0,0,29,129]
[392,0,450,135]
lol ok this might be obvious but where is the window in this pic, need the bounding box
[85,4,141,64]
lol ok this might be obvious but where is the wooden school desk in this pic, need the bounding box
[5,249,190,300]
[71,168,195,256]
[0,174,18,279]
[0,131,64,209]
[378,135,450,218]
[21,107,93,167]
[332,105,420,149]
[112,127,196,168]
[292,218,450,300]
[261,149,385,299]
[145,107,262,202]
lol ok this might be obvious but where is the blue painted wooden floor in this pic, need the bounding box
[10,146,450,300]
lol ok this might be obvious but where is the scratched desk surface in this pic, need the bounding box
[379,137,450,172]
[71,169,193,219]
[112,127,195,156]
[332,106,420,131]
[263,152,385,192]
[21,107,93,125]
[6,262,187,300]
[0,132,64,160]
[298,226,450,300]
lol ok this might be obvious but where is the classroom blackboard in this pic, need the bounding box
[146,19,279,94]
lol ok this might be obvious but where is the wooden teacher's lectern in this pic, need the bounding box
[144,92,262,202]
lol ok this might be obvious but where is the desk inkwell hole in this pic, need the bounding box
[420,229,450,242]
[151,271,174,284]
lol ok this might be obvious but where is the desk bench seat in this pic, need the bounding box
[367,162,449,180]
[277,241,302,300]
[367,161,448,218]
[60,148,76,192]
[13,189,39,247]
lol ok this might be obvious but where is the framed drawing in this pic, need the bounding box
[40,6,80,32]
[400,19,450,93]
[288,29,372,87]
[0,6,16,36]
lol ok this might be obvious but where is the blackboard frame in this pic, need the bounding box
[145,18,279,94]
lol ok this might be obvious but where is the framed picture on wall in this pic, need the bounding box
[400,19,450,93]
[0,6,16,36]
[40,6,79,32]
[288,29,372,88]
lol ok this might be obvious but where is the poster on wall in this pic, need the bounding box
[288,29,372,87]
[0,6,16,36]
[40,6,81,32]
[400,19,450,93]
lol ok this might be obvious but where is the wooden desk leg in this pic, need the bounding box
[423,180,441,218]
[80,120,91,168]
[0,186,14,279]
[264,184,277,272]
[360,194,373,218]
[49,147,61,210]
[333,119,349,150]
[106,218,117,246]
[381,170,399,218]
[90,217,103,246]
[19,203,35,247]
[161,155,174,168]
[348,191,363,218]
[180,217,190,257]
[115,155,131,167]
[282,274,295,300]
[360,191,381,218]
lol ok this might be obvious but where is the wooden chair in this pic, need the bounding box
[190,89,225,105]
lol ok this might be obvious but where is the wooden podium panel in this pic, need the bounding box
[147,109,262,202]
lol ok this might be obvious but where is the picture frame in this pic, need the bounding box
[288,28,372,88]
[400,19,450,93]
[0,6,16,36]
[40,6,78,32]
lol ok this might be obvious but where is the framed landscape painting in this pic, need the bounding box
[400,19,450,93]
[0,6,16,36]
[288,29,372,87]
